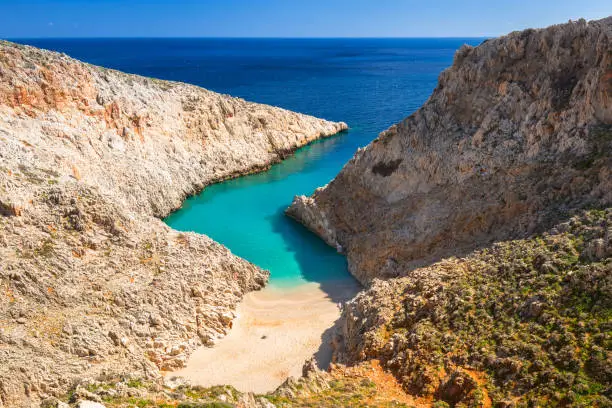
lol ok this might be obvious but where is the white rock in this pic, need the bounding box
[77,401,106,408]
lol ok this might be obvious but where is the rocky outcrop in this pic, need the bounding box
[0,40,346,407]
[54,358,420,407]
[287,17,611,285]
[336,209,611,406]
[286,17,612,406]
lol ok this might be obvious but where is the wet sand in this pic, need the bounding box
[173,279,360,393]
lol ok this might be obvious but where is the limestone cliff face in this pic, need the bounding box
[0,41,346,407]
[288,18,612,285]
[287,18,612,406]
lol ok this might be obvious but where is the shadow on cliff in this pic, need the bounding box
[312,314,346,370]
[267,205,361,304]
[268,205,359,369]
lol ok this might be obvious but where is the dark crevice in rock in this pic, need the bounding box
[371,158,402,177]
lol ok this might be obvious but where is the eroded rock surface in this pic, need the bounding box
[51,358,421,408]
[0,40,346,407]
[287,17,612,406]
[287,17,611,285]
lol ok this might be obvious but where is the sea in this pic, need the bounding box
[13,38,484,287]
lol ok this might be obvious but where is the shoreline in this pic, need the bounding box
[172,278,360,393]
[161,127,349,222]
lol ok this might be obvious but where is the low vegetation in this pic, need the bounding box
[56,378,244,408]
[56,360,419,408]
[53,210,610,407]
[344,209,611,407]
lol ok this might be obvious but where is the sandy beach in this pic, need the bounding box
[173,279,360,393]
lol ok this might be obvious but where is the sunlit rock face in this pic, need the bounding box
[288,17,611,285]
[288,17,611,407]
[0,40,347,407]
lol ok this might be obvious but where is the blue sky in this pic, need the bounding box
[1,0,609,38]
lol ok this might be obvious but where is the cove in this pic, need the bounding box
[152,38,484,289]
[163,132,353,288]
[21,37,485,289]
[19,37,485,391]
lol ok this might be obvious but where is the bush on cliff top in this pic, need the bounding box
[359,209,611,407]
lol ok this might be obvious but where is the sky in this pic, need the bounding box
[0,0,609,38]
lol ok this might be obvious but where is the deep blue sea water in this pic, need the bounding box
[14,38,484,287]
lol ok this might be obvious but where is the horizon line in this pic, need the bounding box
[4,35,492,40]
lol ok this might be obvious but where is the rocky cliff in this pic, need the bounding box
[288,17,611,285]
[0,40,346,407]
[287,17,612,406]
[338,209,611,406]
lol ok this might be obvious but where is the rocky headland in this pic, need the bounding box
[288,17,611,406]
[2,15,612,408]
[0,40,346,407]
[288,17,611,285]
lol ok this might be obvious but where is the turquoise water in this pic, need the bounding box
[16,38,485,288]
[164,133,351,287]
